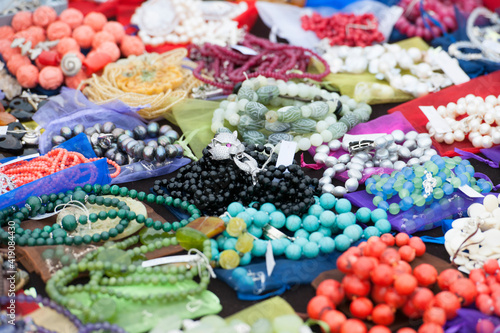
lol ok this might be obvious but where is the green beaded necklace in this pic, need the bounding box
[46,235,213,323]
[0,184,202,246]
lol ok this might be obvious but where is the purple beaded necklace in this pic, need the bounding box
[0,294,126,333]
[189,33,330,93]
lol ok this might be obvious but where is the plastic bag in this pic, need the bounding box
[345,190,483,234]
[33,87,146,154]
[387,70,500,157]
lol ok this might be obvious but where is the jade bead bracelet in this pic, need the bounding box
[46,234,213,323]
[0,183,202,246]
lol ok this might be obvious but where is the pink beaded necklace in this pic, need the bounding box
[189,34,330,92]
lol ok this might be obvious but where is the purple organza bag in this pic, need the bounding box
[345,190,483,234]
[34,87,146,154]
[481,145,500,166]
[33,87,190,184]
[445,308,500,333]
[304,112,419,182]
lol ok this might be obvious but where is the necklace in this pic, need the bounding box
[51,122,184,166]
[425,94,500,148]
[0,294,126,333]
[211,75,371,150]
[316,130,435,197]
[189,33,331,93]
[153,131,319,216]
[0,184,201,246]
[213,194,391,270]
[46,234,213,323]
[0,148,120,194]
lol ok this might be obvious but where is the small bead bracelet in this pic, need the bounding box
[212,193,392,270]
[0,294,126,333]
[0,184,201,246]
[366,155,493,215]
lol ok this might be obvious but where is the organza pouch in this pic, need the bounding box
[0,134,111,210]
[344,190,483,234]
[387,70,500,157]
[445,309,500,333]
[305,111,418,182]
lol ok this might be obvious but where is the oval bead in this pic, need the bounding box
[339,113,360,130]
[256,85,280,104]
[242,130,266,145]
[245,102,268,120]
[268,133,293,145]
[238,115,264,131]
[147,122,160,137]
[277,106,301,123]
[102,121,116,133]
[237,86,257,102]
[328,122,348,140]
[265,120,291,133]
[309,101,329,120]
[290,118,317,134]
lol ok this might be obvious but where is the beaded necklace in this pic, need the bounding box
[366,155,492,215]
[0,294,126,333]
[0,148,120,194]
[213,193,391,270]
[0,184,201,246]
[211,75,372,150]
[188,33,330,93]
[45,234,213,324]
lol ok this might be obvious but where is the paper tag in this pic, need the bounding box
[276,141,297,167]
[435,51,470,85]
[482,39,500,54]
[265,241,276,277]
[342,133,386,146]
[231,45,258,56]
[459,185,484,198]
[142,254,197,267]
[0,126,7,135]
[419,106,452,134]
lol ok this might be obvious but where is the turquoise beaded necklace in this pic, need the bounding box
[365,155,493,215]
[213,193,392,269]
[0,184,202,246]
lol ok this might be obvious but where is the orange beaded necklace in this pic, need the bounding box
[0,148,120,190]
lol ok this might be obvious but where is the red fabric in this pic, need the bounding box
[482,0,500,11]
[387,70,500,157]
[69,0,119,18]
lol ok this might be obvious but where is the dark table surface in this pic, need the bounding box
[18,14,500,328]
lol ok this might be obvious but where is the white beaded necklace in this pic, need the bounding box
[426,94,500,148]
[318,41,453,98]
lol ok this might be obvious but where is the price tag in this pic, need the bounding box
[459,185,484,198]
[276,141,297,167]
[419,106,452,134]
[435,51,470,85]
[0,126,7,135]
[342,133,386,146]
[265,241,276,277]
[231,45,258,56]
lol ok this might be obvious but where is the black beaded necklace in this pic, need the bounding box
[153,141,319,216]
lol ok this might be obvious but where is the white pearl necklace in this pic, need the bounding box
[132,0,246,46]
[318,41,453,98]
[426,94,500,148]
[316,130,436,197]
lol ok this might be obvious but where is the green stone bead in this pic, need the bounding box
[414,166,425,178]
[117,209,127,219]
[53,228,67,238]
[165,197,173,205]
[111,198,120,207]
[110,185,120,195]
[328,122,348,140]
[108,209,117,219]
[155,196,165,205]
[26,196,42,212]
[137,192,146,201]
[83,235,92,244]
[129,190,137,199]
[399,189,410,199]
[93,184,102,194]
[373,196,383,206]
[74,236,83,245]
[433,188,444,199]
[79,215,88,225]
[109,228,118,238]
[54,237,64,245]
[46,202,55,212]
[101,185,111,194]
[62,215,77,231]
[452,156,462,164]
[116,225,125,233]
[98,211,107,220]
[291,118,317,134]
[146,194,155,203]
[176,227,208,251]
[127,211,136,221]
[472,185,482,193]
[64,237,73,245]
[388,203,400,215]
[89,213,98,222]
[96,196,104,205]
[49,194,58,202]
[451,177,461,188]
[83,184,93,193]
[173,198,181,207]
[27,238,36,246]
[144,218,153,228]
[277,106,301,123]
[36,238,46,246]
[414,195,426,207]
[242,130,266,145]
[162,223,172,232]
[101,231,109,241]
[245,101,268,120]
[103,198,112,207]
[73,190,87,203]
[91,234,101,242]
[153,221,162,230]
